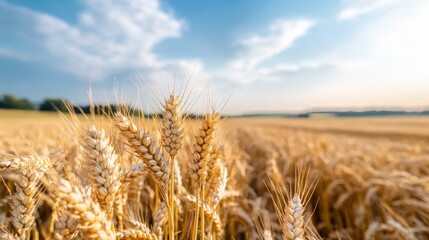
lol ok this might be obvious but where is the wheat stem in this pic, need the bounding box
[191,188,200,240]
[200,183,205,240]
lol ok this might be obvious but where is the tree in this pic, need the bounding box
[0,94,34,110]
[39,98,70,112]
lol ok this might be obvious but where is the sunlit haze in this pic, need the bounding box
[0,0,428,114]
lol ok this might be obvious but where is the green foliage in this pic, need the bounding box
[39,98,70,112]
[0,94,209,118]
[72,104,142,116]
[0,94,34,110]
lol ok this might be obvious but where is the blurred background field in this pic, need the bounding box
[3,109,429,140]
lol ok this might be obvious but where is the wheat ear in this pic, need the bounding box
[113,112,169,188]
[10,155,48,240]
[53,211,79,240]
[0,156,37,171]
[173,159,184,194]
[82,125,120,218]
[0,231,19,240]
[54,178,115,240]
[205,148,221,183]
[121,217,157,240]
[190,113,220,184]
[162,94,184,159]
[205,161,228,208]
[283,194,305,240]
[0,158,21,170]
[116,228,157,240]
[153,203,168,239]
[120,162,149,184]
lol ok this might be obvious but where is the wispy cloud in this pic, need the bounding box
[216,19,315,83]
[338,0,403,20]
[229,20,315,71]
[0,0,184,80]
[0,47,29,61]
[256,59,373,75]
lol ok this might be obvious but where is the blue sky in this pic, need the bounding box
[0,0,428,114]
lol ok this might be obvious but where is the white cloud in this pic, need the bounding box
[338,0,403,20]
[0,2,315,87]
[0,0,184,80]
[216,19,315,83]
[229,20,314,71]
[256,59,373,75]
[0,47,29,61]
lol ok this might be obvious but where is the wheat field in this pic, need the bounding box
[1,102,429,240]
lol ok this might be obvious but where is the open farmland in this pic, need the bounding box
[1,109,429,239]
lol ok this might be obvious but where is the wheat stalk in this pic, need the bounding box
[262,230,274,240]
[190,113,220,240]
[161,94,185,240]
[182,193,222,239]
[268,166,317,240]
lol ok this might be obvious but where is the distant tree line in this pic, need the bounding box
[0,94,138,114]
[0,94,207,119]
[0,94,71,112]
[0,94,33,110]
